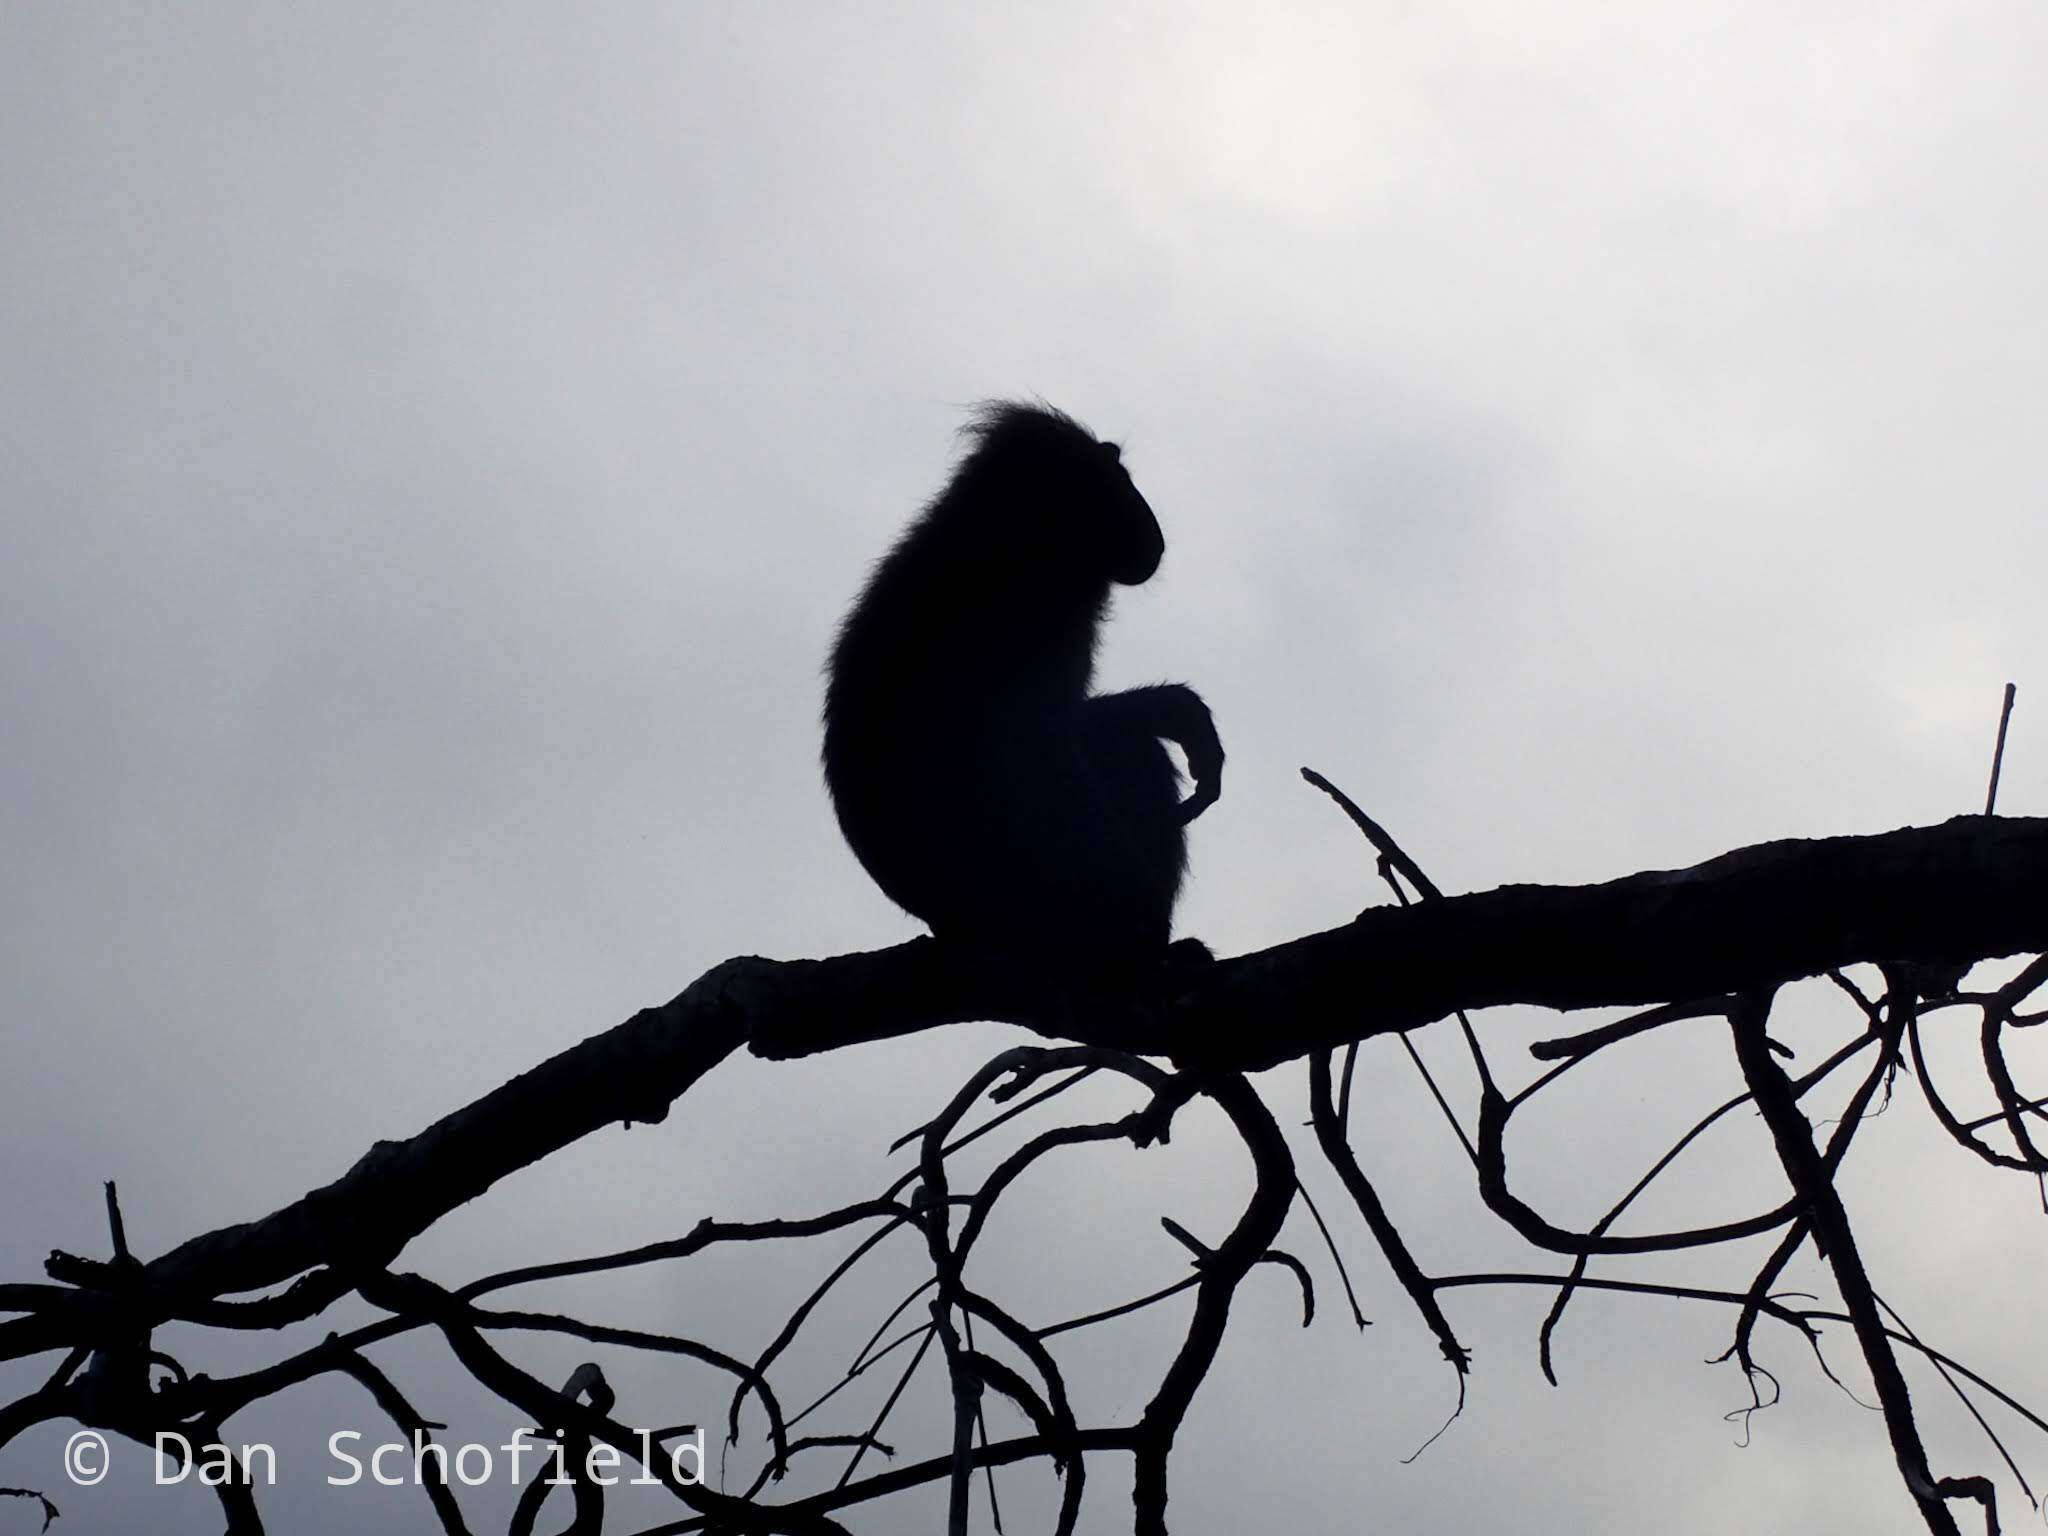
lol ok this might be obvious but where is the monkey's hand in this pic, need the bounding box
[1159,686,1224,826]
[1175,745,1223,825]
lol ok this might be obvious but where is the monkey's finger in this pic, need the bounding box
[1176,780,1220,826]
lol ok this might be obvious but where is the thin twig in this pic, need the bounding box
[1987,683,2018,816]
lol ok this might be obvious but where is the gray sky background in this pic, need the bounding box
[5,4,2047,1531]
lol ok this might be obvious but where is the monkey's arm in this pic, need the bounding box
[1086,683,1225,824]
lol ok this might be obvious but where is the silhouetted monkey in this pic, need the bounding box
[823,402,1222,978]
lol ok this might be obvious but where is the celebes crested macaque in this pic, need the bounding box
[822,402,1221,977]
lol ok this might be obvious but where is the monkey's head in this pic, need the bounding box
[963,401,1165,587]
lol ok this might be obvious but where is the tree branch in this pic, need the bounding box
[8,815,2045,1365]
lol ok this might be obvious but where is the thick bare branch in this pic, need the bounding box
[1184,813,2048,1069]
[9,815,2045,1365]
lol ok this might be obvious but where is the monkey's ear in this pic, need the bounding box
[1100,441,1123,463]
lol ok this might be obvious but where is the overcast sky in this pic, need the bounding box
[5,4,2047,1532]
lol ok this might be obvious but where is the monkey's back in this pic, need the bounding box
[823,556,1181,963]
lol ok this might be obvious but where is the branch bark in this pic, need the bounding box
[9,813,2045,1362]
[1182,812,2048,1069]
